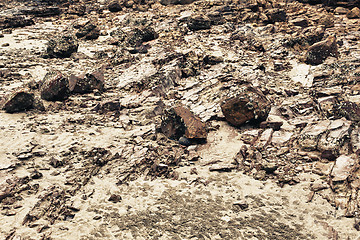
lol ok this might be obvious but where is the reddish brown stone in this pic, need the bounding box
[40,70,69,101]
[160,105,207,140]
[69,70,104,94]
[220,85,270,127]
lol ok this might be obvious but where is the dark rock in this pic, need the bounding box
[30,170,43,179]
[75,21,100,40]
[20,6,61,17]
[69,70,105,94]
[203,55,223,65]
[264,8,287,23]
[336,101,360,121]
[49,157,64,168]
[40,70,70,101]
[0,90,34,113]
[233,201,249,210]
[318,14,335,28]
[127,27,158,47]
[260,121,283,131]
[179,136,192,146]
[209,164,236,172]
[0,16,34,30]
[46,34,79,58]
[108,1,122,12]
[290,17,309,28]
[160,0,194,5]
[108,194,122,203]
[220,85,271,127]
[347,7,360,19]
[305,36,339,65]
[160,105,207,140]
[187,15,211,31]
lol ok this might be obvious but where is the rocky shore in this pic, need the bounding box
[1,0,360,239]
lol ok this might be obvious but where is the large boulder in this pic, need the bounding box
[305,36,339,65]
[40,71,70,101]
[221,85,271,127]
[187,15,211,31]
[46,34,78,58]
[75,21,100,40]
[347,7,360,19]
[0,16,34,30]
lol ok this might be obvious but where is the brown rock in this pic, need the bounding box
[108,1,122,12]
[305,36,339,65]
[0,89,34,113]
[69,70,105,94]
[160,105,207,140]
[347,7,360,19]
[40,70,70,101]
[220,85,271,127]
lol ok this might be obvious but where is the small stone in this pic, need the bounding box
[69,70,104,94]
[221,85,271,127]
[108,1,122,12]
[108,194,122,203]
[347,7,360,19]
[160,0,194,5]
[0,90,34,113]
[264,8,287,23]
[233,200,249,210]
[260,121,283,131]
[30,170,43,179]
[209,164,236,172]
[187,15,211,31]
[179,136,192,146]
[305,36,339,65]
[335,7,349,15]
[75,21,100,40]
[290,17,308,28]
[40,70,70,101]
[46,34,78,58]
[160,105,207,140]
[331,155,356,182]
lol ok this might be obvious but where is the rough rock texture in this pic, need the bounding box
[0,90,34,113]
[40,71,69,101]
[305,36,339,65]
[221,86,271,127]
[69,70,104,94]
[160,105,207,140]
[2,0,360,238]
[46,34,79,58]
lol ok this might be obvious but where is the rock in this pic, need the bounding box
[30,170,43,179]
[108,194,122,203]
[347,7,360,19]
[75,21,100,40]
[209,164,236,172]
[317,118,352,159]
[220,85,271,127]
[160,105,207,140]
[264,8,287,23]
[336,101,360,121]
[108,1,122,12]
[46,34,79,58]
[233,200,249,210]
[318,14,334,28]
[20,6,61,17]
[0,90,34,113]
[305,36,339,65]
[187,15,211,31]
[179,136,192,146]
[0,16,34,30]
[298,120,330,150]
[335,7,349,15]
[127,27,158,47]
[69,70,105,94]
[160,0,194,5]
[290,17,309,28]
[331,155,356,182]
[40,70,70,101]
[260,121,283,131]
